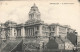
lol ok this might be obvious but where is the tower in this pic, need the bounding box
[29,4,41,21]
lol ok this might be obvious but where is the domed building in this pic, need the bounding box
[0,4,77,52]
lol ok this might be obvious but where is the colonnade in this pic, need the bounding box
[7,25,43,38]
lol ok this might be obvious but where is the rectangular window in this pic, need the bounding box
[53,28,55,31]
[37,26,39,30]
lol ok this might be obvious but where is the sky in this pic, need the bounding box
[0,0,80,35]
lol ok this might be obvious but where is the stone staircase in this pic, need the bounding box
[60,37,74,50]
[0,40,8,51]
[23,43,40,49]
[1,38,23,52]
[23,42,40,52]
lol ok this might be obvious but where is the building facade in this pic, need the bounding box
[0,4,77,51]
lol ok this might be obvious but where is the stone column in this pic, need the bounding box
[29,29,31,37]
[32,28,33,36]
[27,29,28,37]
[21,27,25,37]
[39,25,42,36]
[31,28,32,36]
[30,29,32,36]
[9,27,12,37]
[34,27,36,36]
[25,28,27,37]
[28,29,29,37]
[54,26,56,37]
[55,26,59,37]
[12,28,14,37]
[39,25,43,40]
[29,29,30,37]
[33,28,34,36]
[65,27,68,36]
[1,29,6,39]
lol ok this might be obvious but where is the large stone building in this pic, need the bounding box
[0,4,77,52]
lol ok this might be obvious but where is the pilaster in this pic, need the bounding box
[55,25,59,37]
[21,27,25,37]
[1,28,6,39]
[39,25,42,36]
[34,26,36,36]
[12,27,15,37]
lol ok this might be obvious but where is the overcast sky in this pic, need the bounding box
[0,0,80,35]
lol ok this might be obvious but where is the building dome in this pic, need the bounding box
[28,4,41,21]
[31,3,38,8]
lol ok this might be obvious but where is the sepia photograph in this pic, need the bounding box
[0,0,80,52]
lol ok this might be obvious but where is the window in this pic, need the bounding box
[52,28,55,31]
[33,9,36,11]
[14,33,16,36]
[42,26,45,30]
[14,29,16,32]
[37,26,39,30]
